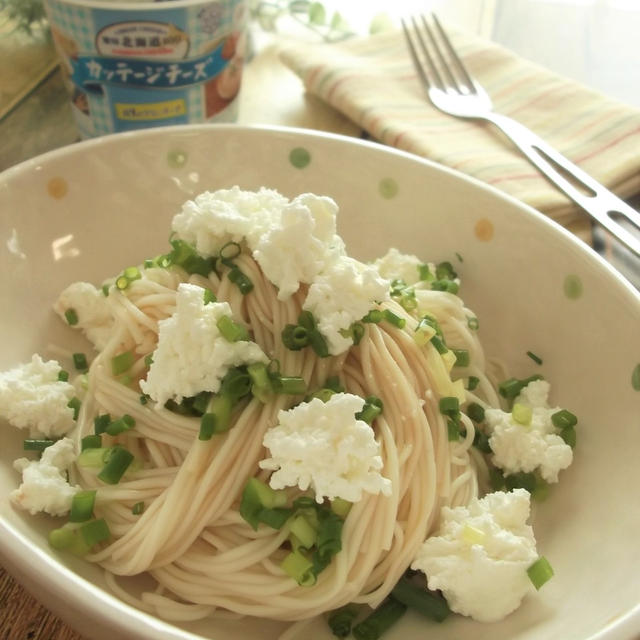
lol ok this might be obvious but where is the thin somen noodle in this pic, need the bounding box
[67,250,484,623]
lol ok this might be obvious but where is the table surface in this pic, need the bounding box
[1,6,639,640]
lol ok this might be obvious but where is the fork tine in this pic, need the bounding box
[418,14,459,92]
[430,13,476,93]
[400,17,431,89]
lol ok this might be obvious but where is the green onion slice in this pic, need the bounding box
[23,439,55,452]
[111,350,135,376]
[69,490,97,523]
[97,446,134,484]
[527,556,554,590]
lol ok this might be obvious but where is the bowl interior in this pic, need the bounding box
[1,124,639,640]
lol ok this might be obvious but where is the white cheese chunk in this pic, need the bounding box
[53,281,114,350]
[260,393,392,503]
[412,489,538,622]
[374,247,425,285]
[254,193,345,300]
[140,283,268,407]
[11,437,79,516]
[0,354,76,438]
[303,257,390,355]
[486,380,573,483]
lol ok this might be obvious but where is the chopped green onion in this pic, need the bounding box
[466,376,480,391]
[115,275,129,290]
[101,284,110,296]
[256,507,293,530]
[132,501,145,515]
[81,435,102,451]
[417,263,434,281]
[67,396,81,420]
[430,335,448,354]
[527,556,554,590]
[273,376,307,396]
[498,375,543,400]
[111,350,135,376]
[227,265,254,294]
[69,490,96,523]
[281,550,316,586]
[23,439,55,452]
[139,394,149,405]
[240,477,288,530]
[330,498,352,518]
[217,315,250,342]
[356,396,383,425]
[298,310,316,331]
[560,425,577,448]
[327,605,359,638]
[452,348,470,367]
[526,350,543,365]
[72,352,88,372]
[310,388,336,403]
[551,409,577,429]
[219,241,242,261]
[324,376,344,392]
[362,309,383,323]
[97,446,134,484]
[431,279,459,294]
[57,369,69,382]
[199,395,233,440]
[390,577,450,622]
[447,419,460,441]
[105,414,135,436]
[435,261,457,280]
[308,329,329,358]
[382,309,405,328]
[352,597,407,640]
[282,324,309,350]
[466,402,485,423]
[504,471,537,494]
[203,288,216,304]
[48,525,76,551]
[489,467,505,490]
[439,396,459,417]
[77,447,110,468]
[144,353,154,367]
[315,510,344,562]
[123,266,140,281]
[168,239,215,276]
[350,322,365,345]
[473,430,492,453]
[94,413,111,435]
[248,362,272,401]
[80,518,111,547]
[64,308,78,326]
[290,515,318,550]
[512,403,533,426]
[467,316,479,330]
[220,368,252,402]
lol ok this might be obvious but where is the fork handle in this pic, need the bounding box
[487,113,640,257]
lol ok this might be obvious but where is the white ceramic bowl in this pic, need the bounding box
[1,124,639,640]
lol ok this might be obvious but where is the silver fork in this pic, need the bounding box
[402,13,640,257]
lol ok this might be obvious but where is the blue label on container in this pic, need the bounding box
[70,45,227,89]
[46,0,247,137]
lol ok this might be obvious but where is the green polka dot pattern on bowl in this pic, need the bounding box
[378,177,398,199]
[289,147,311,169]
[632,364,640,391]
[167,150,188,168]
[563,274,583,299]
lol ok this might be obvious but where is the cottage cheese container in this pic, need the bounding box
[44,0,247,138]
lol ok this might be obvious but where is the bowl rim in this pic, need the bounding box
[1,122,639,640]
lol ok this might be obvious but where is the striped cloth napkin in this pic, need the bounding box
[280,27,640,237]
